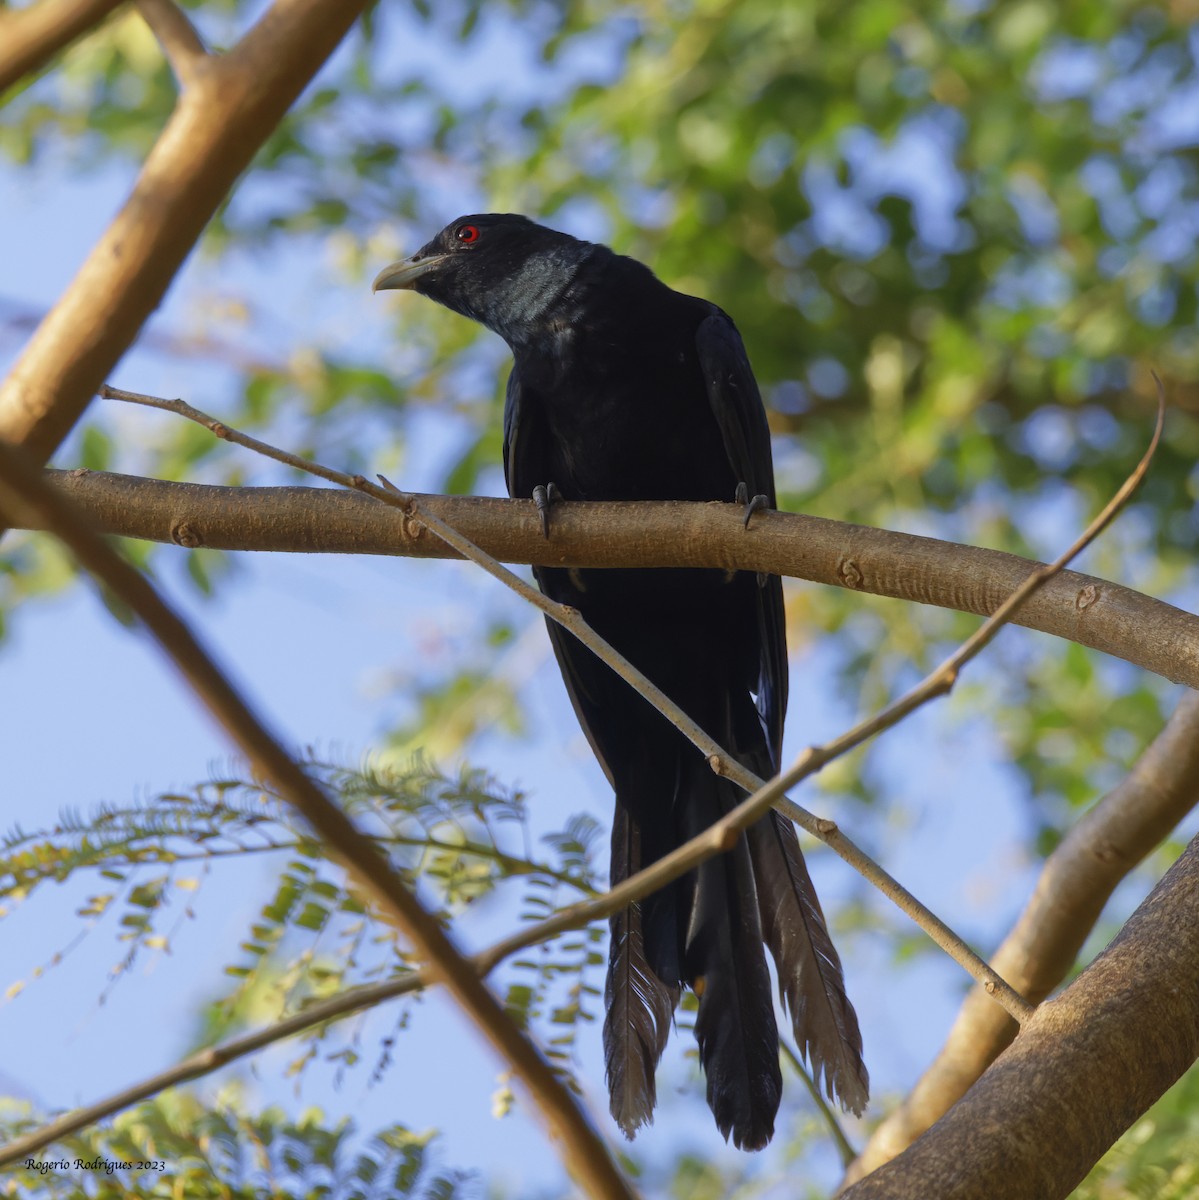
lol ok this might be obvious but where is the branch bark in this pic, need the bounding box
[40,468,1199,691]
[0,0,369,463]
[839,831,1199,1200]
[846,688,1199,1182]
[0,0,124,94]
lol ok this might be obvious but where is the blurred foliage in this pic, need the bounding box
[3,0,1199,1191]
[0,1091,474,1199]
[0,757,602,1085]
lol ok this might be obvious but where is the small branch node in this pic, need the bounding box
[1076,584,1101,611]
[838,558,864,589]
[170,519,203,548]
[814,817,839,837]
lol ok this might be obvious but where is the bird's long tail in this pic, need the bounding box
[606,754,782,1150]
[603,750,868,1146]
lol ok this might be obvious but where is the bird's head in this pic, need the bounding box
[372,213,596,345]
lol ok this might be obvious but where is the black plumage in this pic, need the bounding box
[374,214,868,1149]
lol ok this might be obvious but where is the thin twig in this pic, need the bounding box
[781,1040,857,1166]
[0,970,422,1167]
[100,383,1163,1018]
[4,829,598,894]
[0,439,636,1200]
[135,0,208,87]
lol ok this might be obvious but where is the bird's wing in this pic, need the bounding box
[506,371,685,1133]
[502,368,540,499]
[504,366,626,787]
[695,310,777,504]
[695,310,788,759]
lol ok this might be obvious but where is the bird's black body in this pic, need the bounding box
[375,215,868,1149]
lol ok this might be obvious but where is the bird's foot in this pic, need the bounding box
[734,482,769,528]
[533,482,561,538]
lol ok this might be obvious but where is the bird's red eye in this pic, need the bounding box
[456,224,481,245]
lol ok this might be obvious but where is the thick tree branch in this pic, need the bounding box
[0,441,636,1200]
[839,831,1199,1200]
[0,0,124,94]
[40,467,1199,691]
[845,687,1199,1183]
[0,0,370,465]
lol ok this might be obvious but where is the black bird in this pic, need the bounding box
[374,214,867,1149]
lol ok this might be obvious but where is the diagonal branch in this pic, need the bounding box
[838,831,1199,1200]
[0,0,124,94]
[0,440,636,1200]
[0,0,371,469]
[135,0,207,88]
[41,458,1199,691]
[845,686,1199,1183]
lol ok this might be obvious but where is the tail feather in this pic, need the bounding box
[683,772,782,1150]
[747,810,869,1113]
[603,805,680,1138]
[601,687,869,1144]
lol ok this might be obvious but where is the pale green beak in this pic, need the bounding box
[372,252,449,292]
